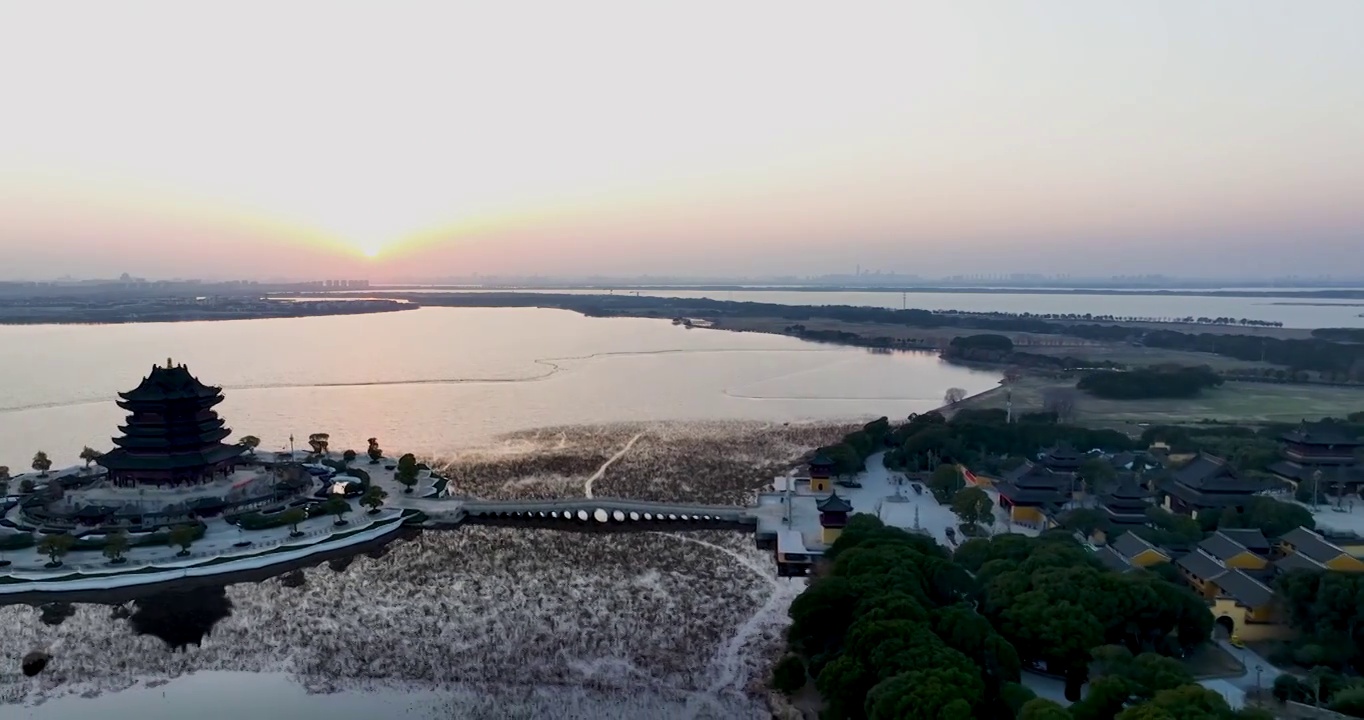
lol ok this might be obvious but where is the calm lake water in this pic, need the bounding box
[4,307,997,717]
[0,306,998,476]
[432,288,1364,328]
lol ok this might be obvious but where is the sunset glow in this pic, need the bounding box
[1,1,1362,280]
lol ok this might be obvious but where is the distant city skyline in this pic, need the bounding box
[2,1,1362,280]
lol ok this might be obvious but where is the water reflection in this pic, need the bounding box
[128,586,234,651]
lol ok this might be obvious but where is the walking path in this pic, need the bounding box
[584,432,645,499]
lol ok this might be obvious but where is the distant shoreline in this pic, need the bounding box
[366,284,1364,301]
[0,299,415,326]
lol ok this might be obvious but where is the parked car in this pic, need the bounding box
[911,483,923,495]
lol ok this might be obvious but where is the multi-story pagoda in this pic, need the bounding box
[97,360,246,487]
[1101,476,1152,529]
[1269,422,1364,495]
[1039,443,1086,473]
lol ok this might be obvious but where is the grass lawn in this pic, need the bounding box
[959,376,1364,428]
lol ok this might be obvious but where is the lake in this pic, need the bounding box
[415,288,1364,328]
[0,306,998,470]
[1,307,999,717]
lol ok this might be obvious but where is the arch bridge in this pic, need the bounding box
[457,498,754,530]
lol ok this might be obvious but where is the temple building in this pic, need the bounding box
[97,360,247,487]
[818,489,852,544]
[808,453,834,494]
[1268,423,1364,496]
[1039,443,1086,474]
[1100,476,1152,530]
[993,461,1070,526]
[1161,453,1263,520]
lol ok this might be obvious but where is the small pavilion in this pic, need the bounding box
[817,489,853,545]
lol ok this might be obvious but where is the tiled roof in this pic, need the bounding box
[1176,549,1228,582]
[1113,532,1165,561]
[816,490,853,513]
[1170,454,1260,492]
[1217,529,1271,555]
[1213,569,1276,608]
[1275,552,1326,573]
[1199,533,1255,563]
[1281,526,1347,564]
[1281,424,1363,448]
[1094,546,1135,573]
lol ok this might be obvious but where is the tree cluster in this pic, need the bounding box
[815,418,894,476]
[784,515,1017,719]
[885,411,1134,473]
[779,517,1224,719]
[1077,367,1224,400]
[1276,569,1364,672]
[962,533,1214,701]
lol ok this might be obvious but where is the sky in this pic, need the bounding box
[1,1,1362,282]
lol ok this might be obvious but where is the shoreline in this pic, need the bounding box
[0,300,415,326]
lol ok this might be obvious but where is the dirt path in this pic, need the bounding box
[583,432,645,499]
[657,533,798,719]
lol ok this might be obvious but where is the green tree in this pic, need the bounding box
[950,486,995,529]
[343,449,357,464]
[168,525,196,556]
[865,667,983,720]
[1018,698,1073,720]
[103,530,130,564]
[307,432,330,456]
[281,507,307,537]
[38,533,74,567]
[771,655,806,694]
[1330,687,1364,717]
[238,435,261,456]
[1219,496,1315,538]
[79,446,103,470]
[1078,457,1117,495]
[928,464,965,503]
[367,437,383,464]
[325,497,351,525]
[397,453,420,493]
[361,485,388,514]
[31,450,52,477]
[1060,507,1109,538]
[0,466,10,497]
[1117,684,1230,720]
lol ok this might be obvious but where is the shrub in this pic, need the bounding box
[0,532,36,551]
[771,654,807,694]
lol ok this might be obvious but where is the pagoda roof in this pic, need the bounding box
[1003,460,1070,487]
[1280,423,1363,448]
[1105,476,1151,502]
[1041,442,1086,460]
[817,490,853,513]
[1270,461,1364,485]
[1169,454,1260,493]
[98,444,245,472]
[118,362,224,403]
[995,462,1070,505]
[809,453,834,467]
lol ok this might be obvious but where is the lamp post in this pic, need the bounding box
[1255,664,1263,695]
